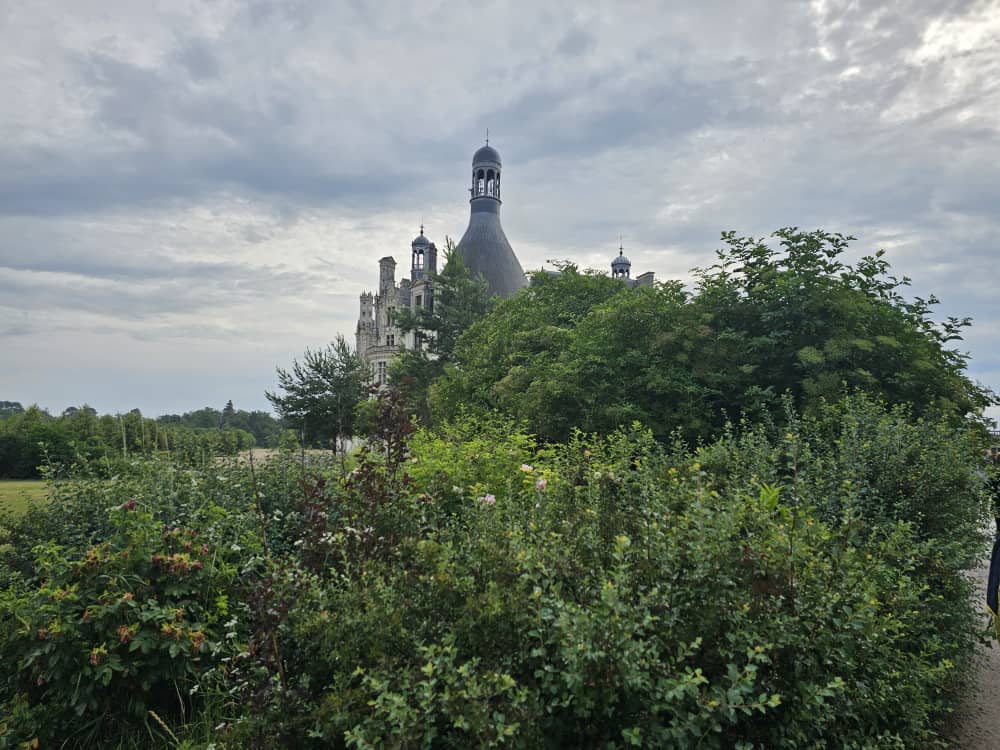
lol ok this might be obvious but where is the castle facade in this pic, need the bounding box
[355,141,654,384]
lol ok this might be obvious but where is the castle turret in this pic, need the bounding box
[455,140,527,298]
[411,226,433,282]
[356,291,375,353]
[611,245,631,280]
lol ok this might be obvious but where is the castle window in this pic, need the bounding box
[415,294,422,308]
[387,334,394,346]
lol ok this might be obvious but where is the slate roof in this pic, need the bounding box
[456,199,527,298]
[473,144,501,166]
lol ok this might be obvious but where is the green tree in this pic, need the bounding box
[430,264,628,435]
[432,230,992,443]
[0,401,24,418]
[690,228,992,426]
[390,242,494,422]
[266,334,368,453]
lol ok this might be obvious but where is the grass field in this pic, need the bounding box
[0,479,48,516]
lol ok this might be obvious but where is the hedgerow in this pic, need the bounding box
[0,395,989,748]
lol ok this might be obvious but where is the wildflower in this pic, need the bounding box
[535,478,548,491]
[520,463,534,473]
[478,494,496,506]
[122,500,137,511]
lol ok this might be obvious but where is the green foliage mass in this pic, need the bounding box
[390,242,495,423]
[431,229,992,442]
[267,334,368,452]
[0,402,278,480]
[0,394,989,748]
[0,227,992,748]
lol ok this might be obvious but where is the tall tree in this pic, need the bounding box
[266,334,368,453]
[390,241,494,422]
[432,229,992,443]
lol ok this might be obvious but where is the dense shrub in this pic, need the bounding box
[0,397,989,748]
[0,505,238,747]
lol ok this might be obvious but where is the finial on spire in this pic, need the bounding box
[485,127,489,146]
[618,234,624,255]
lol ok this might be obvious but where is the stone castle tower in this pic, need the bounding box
[356,140,529,383]
[355,227,438,385]
[454,142,527,298]
[355,141,656,384]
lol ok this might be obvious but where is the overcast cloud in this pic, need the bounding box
[2,0,998,420]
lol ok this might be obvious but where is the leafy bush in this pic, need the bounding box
[0,503,238,747]
[217,398,988,748]
[0,397,988,749]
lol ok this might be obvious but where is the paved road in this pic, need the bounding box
[947,549,1000,749]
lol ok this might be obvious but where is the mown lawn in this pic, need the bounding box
[0,479,49,516]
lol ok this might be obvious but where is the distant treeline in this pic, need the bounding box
[0,400,286,479]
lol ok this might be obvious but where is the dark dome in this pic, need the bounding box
[412,232,430,247]
[473,144,501,166]
[611,250,631,269]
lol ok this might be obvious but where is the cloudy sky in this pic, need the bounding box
[2,0,999,420]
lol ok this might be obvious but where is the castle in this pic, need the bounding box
[355,141,653,383]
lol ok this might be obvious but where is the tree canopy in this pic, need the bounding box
[266,334,368,451]
[0,403,268,478]
[430,229,992,443]
[390,241,495,422]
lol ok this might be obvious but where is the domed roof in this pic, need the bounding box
[412,225,431,247]
[611,249,631,269]
[473,144,501,166]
